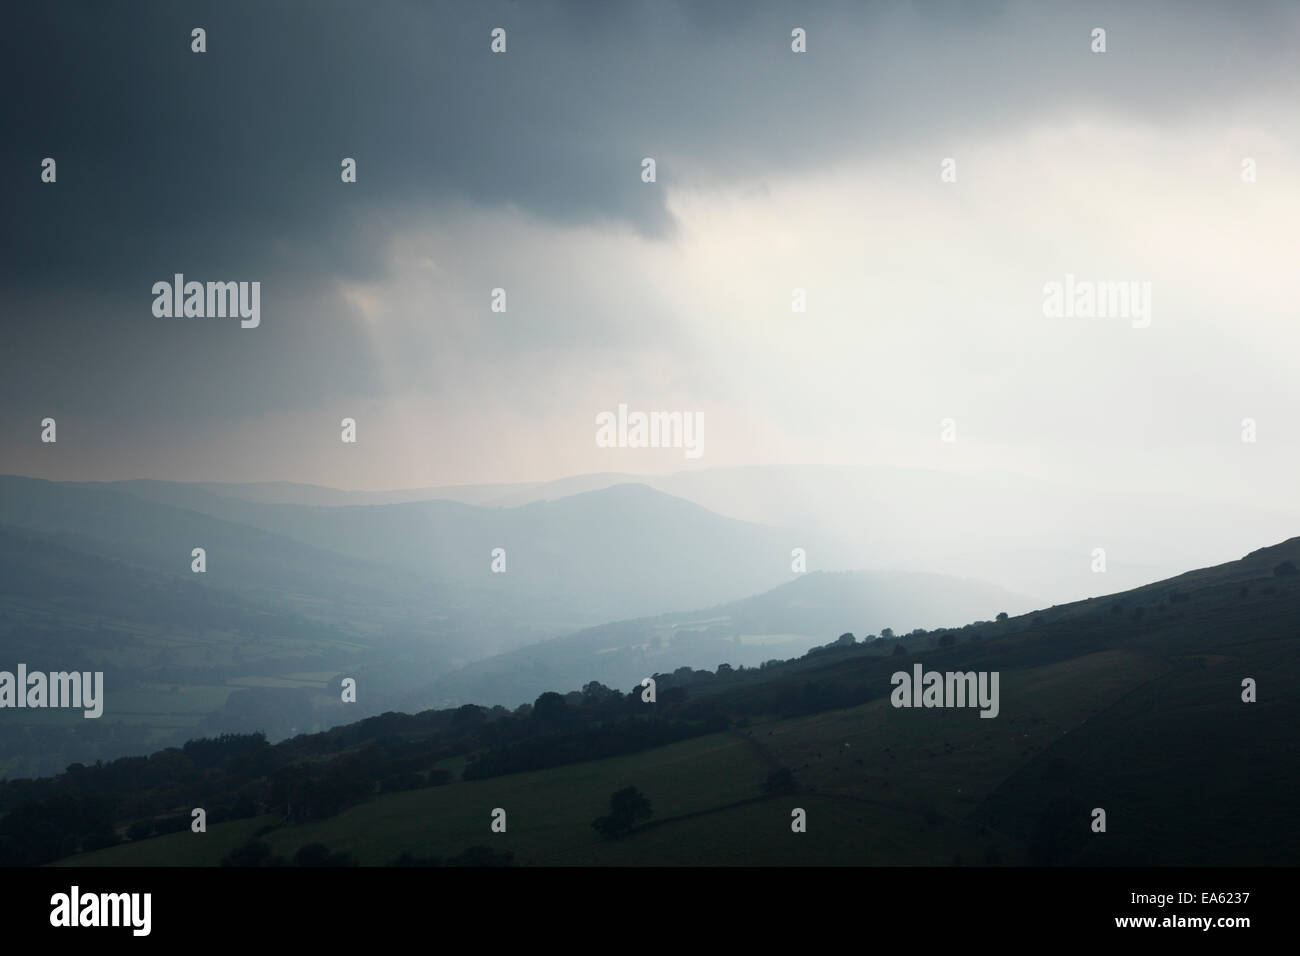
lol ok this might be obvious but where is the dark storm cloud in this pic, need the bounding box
[3,0,676,297]
[1,0,1296,437]
[5,0,1296,293]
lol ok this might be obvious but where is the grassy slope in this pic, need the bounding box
[59,650,1168,866]
[54,539,1300,867]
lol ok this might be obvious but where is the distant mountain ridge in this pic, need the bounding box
[416,567,1033,710]
[63,465,1300,606]
[41,477,848,628]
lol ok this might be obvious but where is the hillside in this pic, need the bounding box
[416,568,1031,709]
[0,476,850,773]
[44,477,845,629]
[10,536,1296,867]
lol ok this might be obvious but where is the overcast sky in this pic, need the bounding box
[3,0,1298,510]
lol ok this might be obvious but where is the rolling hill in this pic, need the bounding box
[46,477,846,630]
[109,465,1300,607]
[14,535,1297,867]
[415,568,1032,710]
[0,475,852,773]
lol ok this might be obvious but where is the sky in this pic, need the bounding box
[3,0,1299,510]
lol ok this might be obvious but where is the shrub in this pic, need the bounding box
[762,768,797,795]
[592,786,653,838]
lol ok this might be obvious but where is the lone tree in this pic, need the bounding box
[996,611,1009,622]
[592,786,653,838]
[762,768,797,796]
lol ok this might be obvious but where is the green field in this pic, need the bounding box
[24,537,1300,867]
[59,647,1198,867]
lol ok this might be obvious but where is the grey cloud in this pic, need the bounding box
[5,0,1296,293]
[1,0,1297,464]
